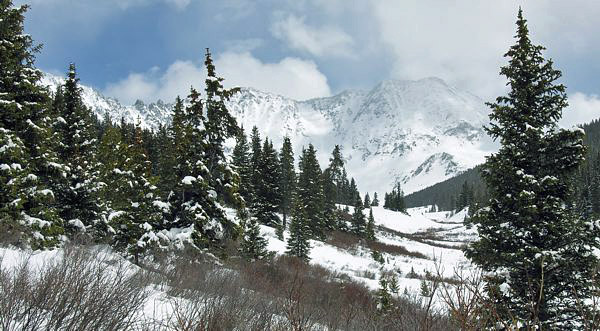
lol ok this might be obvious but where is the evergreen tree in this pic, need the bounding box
[394,183,406,212]
[376,276,393,314]
[465,9,597,327]
[232,126,252,204]
[321,168,338,231]
[349,178,359,206]
[168,87,234,249]
[254,138,281,227]
[351,196,366,237]
[202,48,242,209]
[326,145,345,203]
[296,144,326,239]
[239,217,270,261]
[162,52,245,250]
[278,136,296,230]
[155,121,177,197]
[363,193,371,208]
[286,192,311,262]
[248,126,262,206]
[164,96,186,202]
[109,124,166,262]
[366,208,375,240]
[371,192,379,206]
[340,168,350,204]
[0,1,64,248]
[0,128,62,248]
[55,64,104,236]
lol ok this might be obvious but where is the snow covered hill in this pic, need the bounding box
[0,205,476,325]
[263,206,475,294]
[41,74,496,196]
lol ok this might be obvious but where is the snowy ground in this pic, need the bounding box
[262,206,477,298]
[0,205,476,325]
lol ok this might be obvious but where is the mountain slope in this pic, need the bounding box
[227,78,495,195]
[41,74,495,196]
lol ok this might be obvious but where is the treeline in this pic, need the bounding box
[573,118,600,219]
[404,165,487,211]
[405,119,600,217]
[0,2,382,263]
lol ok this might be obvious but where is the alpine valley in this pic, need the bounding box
[41,74,496,195]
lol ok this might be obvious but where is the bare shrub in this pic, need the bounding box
[325,230,361,252]
[366,240,429,260]
[0,245,150,330]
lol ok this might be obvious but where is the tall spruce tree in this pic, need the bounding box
[321,168,338,231]
[232,126,252,204]
[465,9,598,327]
[349,178,359,206]
[0,1,64,248]
[155,121,177,198]
[286,192,311,261]
[366,208,375,241]
[279,136,296,230]
[109,124,166,262]
[55,64,104,236]
[351,196,366,237]
[254,138,281,227]
[202,48,242,209]
[297,144,326,239]
[168,87,232,249]
[248,126,262,206]
[327,145,345,203]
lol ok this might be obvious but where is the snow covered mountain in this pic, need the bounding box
[41,74,495,196]
[41,74,173,130]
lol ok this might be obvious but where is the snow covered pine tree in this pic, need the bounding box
[465,8,600,328]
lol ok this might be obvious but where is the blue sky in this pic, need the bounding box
[16,0,600,125]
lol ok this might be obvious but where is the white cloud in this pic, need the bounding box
[371,1,518,99]
[104,73,158,104]
[215,51,331,100]
[368,0,600,99]
[104,60,204,104]
[223,38,264,52]
[163,0,191,9]
[22,0,191,9]
[561,92,600,127]
[271,14,355,58]
[104,52,331,104]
